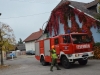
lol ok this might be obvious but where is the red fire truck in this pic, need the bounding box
[35,33,94,69]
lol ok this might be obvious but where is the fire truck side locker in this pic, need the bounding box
[44,39,51,62]
[35,41,40,60]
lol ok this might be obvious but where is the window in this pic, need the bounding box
[62,35,71,43]
[71,34,92,44]
[54,38,59,45]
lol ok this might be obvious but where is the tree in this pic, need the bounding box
[18,38,23,44]
[96,0,100,33]
[0,22,16,65]
[96,1,100,20]
[2,39,15,59]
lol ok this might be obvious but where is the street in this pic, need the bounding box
[0,55,100,75]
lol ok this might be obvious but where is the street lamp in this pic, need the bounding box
[42,21,48,31]
[42,21,49,38]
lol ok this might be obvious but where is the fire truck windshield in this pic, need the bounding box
[71,34,92,44]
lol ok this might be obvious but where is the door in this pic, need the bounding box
[61,35,73,54]
[54,38,60,54]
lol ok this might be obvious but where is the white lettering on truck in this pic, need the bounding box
[76,44,90,49]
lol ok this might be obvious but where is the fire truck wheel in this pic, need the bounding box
[61,56,71,69]
[78,59,88,65]
[40,57,47,66]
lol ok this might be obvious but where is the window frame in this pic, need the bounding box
[62,35,71,43]
[54,38,59,45]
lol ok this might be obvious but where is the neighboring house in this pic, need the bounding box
[15,44,26,55]
[43,0,100,42]
[15,44,26,51]
[23,29,43,51]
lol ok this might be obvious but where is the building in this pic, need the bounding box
[15,44,26,55]
[15,44,25,51]
[43,0,100,42]
[24,29,43,51]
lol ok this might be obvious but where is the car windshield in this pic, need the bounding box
[71,34,92,44]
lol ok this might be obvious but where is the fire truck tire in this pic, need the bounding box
[78,59,88,65]
[61,56,71,69]
[40,57,47,66]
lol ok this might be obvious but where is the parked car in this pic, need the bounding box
[7,51,16,59]
[26,50,35,55]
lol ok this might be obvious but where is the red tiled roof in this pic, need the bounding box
[24,29,43,42]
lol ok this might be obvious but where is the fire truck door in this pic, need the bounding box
[62,35,72,53]
[55,45,60,54]
[54,38,60,54]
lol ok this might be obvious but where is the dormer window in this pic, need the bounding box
[97,1,100,13]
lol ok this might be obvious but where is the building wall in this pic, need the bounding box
[75,15,100,42]
[38,34,47,40]
[50,14,100,42]
[25,41,35,51]
[25,35,45,51]
[90,27,100,42]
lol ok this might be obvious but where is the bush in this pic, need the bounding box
[92,42,100,59]
[94,42,100,46]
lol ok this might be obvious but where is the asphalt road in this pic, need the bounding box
[0,55,100,75]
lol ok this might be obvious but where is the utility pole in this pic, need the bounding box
[0,13,4,65]
[0,29,4,65]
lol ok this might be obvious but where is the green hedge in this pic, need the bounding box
[94,42,100,46]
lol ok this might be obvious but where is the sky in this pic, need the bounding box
[0,0,94,43]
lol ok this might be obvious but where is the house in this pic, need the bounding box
[24,29,43,51]
[43,0,100,42]
[15,44,26,55]
[15,44,26,51]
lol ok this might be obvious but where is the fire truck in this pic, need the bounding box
[35,33,94,69]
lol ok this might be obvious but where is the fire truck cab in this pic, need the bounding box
[35,33,94,69]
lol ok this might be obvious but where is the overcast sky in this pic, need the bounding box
[0,0,94,42]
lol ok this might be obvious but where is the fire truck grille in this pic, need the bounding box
[75,49,89,53]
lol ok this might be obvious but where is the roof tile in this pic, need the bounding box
[24,29,43,42]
